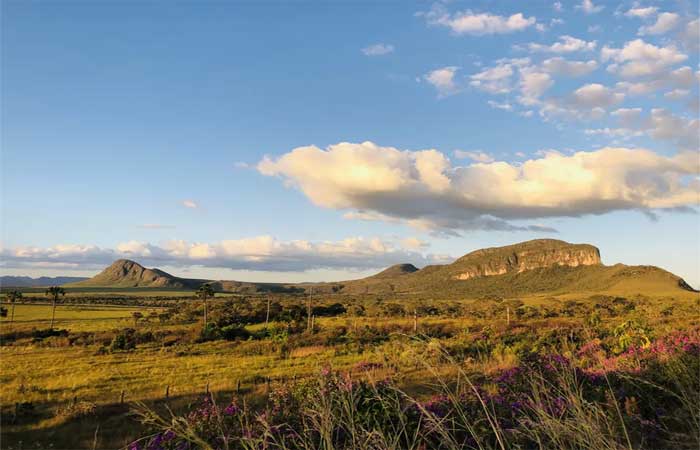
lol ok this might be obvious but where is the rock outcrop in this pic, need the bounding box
[449,239,601,280]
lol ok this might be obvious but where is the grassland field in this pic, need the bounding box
[1,288,699,450]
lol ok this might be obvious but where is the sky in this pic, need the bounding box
[1,0,699,287]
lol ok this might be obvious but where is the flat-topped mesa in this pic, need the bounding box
[451,239,601,280]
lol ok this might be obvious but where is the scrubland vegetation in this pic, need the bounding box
[1,289,698,449]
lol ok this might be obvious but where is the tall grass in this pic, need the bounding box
[130,334,699,450]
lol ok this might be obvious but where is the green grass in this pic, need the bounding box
[1,292,698,449]
[1,287,198,297]
[0,304,161,332]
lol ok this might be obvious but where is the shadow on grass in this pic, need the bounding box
[0,389,263,450]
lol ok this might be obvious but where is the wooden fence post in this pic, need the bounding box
[413,310,418,333]
[307,288,313,331]
[165,385,170,399]
[120,390,125,404]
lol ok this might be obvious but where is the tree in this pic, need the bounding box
[197,283,215,328]
[45,286,65,330]
[132,311,144,328]
[6,290,22,331]
[158,311,171,324]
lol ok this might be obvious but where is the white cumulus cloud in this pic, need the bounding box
[528,35,597,53]
[423,5,537,35]
[257,141,699,233]
[541,57,598,76]
[570,83,625,109]
[469,61,517,94]
[624,7,658,19]
[601,39,687,78]
[424,66,460,96]
[638,12,680,35]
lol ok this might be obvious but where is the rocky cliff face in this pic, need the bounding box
[450,239,601,280]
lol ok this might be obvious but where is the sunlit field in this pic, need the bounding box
[4,0,700,448]
[2,291,699,449]
[2,304,152,332]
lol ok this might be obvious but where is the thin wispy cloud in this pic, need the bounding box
[182,199,198,209]
[527,36,597,53]
[624,7,658,19]
[361,43,394,56]
[138,224,176,230]
[454,150,494,163]
[576,0,604,14]
[541,57,598,76]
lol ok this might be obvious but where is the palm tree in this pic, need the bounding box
[6,290,22,331]
[45,286,65,330]
[196,283,214,328]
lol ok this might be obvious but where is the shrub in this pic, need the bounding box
[220,324,251,341]
[110,330,136,351]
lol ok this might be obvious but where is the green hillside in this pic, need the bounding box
[59,239,697,300]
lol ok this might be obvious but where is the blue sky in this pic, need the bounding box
[1,0,699,286]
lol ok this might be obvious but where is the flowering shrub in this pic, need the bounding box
[132,329,700,450]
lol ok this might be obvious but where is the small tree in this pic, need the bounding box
[132,311,144,328]
[6,290,22,330]
[197,284,215,328]
[158,311,171,324]
[45,286,65,330]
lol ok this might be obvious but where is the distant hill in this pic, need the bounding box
[333,239,697,298]
[24,239,697,299]
[65,259,201,289]
[63,259,299,293]
[0,275,88,288]
[367,263,419,279]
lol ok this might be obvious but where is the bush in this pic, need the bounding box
[198,324,222,342]
[110,330,136,351]
[221,325,251,341]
